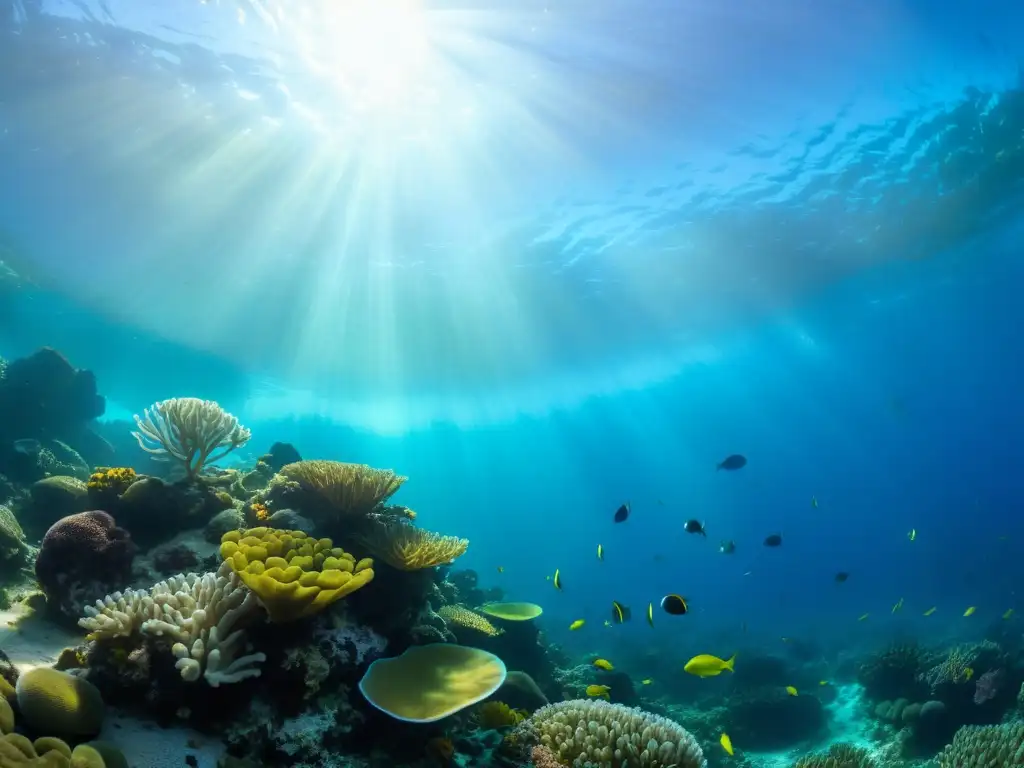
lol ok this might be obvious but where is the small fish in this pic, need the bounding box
[964,606,976,617]
[585,684,610,699]
[858,613,870,621]
[641,678,653,685]
[496,566,504,573]
[964,667,974,681]
[613,503,630,523]
[908,528,917,541]
[661,594,689,616]
[720,733,734,756]
[834,572,849,583]
[545,575,551,581]
[597,544,604,561]
[811,496,818,508]
[684,653,736,678]
[743,571,752,577]
[657,499,665,506]
[763,534,783,547]
[786,686,798,696]
[717,454,747,471]
[646,602,654,627]
[684,519,706,536]
[923,607,937,616]
[611,601,631,624]
[892,598,904,614]
[780,637,791,643]
[1003,609,1015,620]
[719,540,736,554]
[553,569,562,590]
[603,620,612,628]
[819,680,829,686]
[593,658,613,671]
[569,619,585,631]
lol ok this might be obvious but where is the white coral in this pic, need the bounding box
[80,561,266,687]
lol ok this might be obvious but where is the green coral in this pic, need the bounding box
[793,743,874,768]
[937,722,1024,767]
[0,505,25,558]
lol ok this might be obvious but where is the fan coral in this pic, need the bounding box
[360,521,468,570]
[438,605,504,637]
[937,722,1024,767]
[132,397,251,480]
[793,743,874,768]
[520,699,706,768]
[220,527,374,622]
[80,561,265,686]
[279,460,405,518]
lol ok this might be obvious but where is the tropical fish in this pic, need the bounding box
[553,569,562,590]
[819,680,829,686]
[719,540,736,554]
[641,679,653,685]
[597,544,604,561]
[1003,609,1015,620]
[811,496,818,508]
[834,572,849,583]
[585,685,610,699]
[786,686,798,696]
[720,733,734,756]
[763,534,783,547]
[646,602,654,627]
[684,519,706,536]
[593,658,613,671]
[611,601,631,624]
[684,654,735,678]
[496,566,504,573]
[569,619,585,631]
[892,598,904,614]
[964,606,976,617]
[858,613,870,621]
[717,454,747,471]
[908,528,917,541]
[613,503,630,523]
[923,607,937,616]
[661,594,689,616]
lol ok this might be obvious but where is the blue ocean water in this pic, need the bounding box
[2,1,1024,765]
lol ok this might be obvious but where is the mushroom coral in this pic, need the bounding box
[220,527,374,622]
[358,644,507,723]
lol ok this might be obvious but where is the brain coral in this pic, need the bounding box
[14,668,104,737]
[937,722,1024,767]
[522,699,706,768]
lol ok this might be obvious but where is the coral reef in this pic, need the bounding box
[937,721,1024,766]
[793,742,874,768]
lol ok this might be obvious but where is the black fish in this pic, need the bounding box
[613,503,630,523]
[684,519,706,536]
[719,540,736,554]
[835,572,849,583]
[763,534,783,547]
[661,594,689,615]
[611,600,631,623]
[717,454,747,471]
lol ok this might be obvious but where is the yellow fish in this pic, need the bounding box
[1004,609,1015,620]
[585,685,610,699]
[908,528,917,541]
[892,598,904,614]
[923,607,937,616]
[964,667,974,681]
[819,680,829,686]
[496,566,504,573]
[684,653,736,678]
[568,619,585,631]
[596,544,604,561]
[720,733,734,756]
[553,569,562,590]
[641,679,653,685]
[811,496,818,508]
[593,658,614,671]
[786,686,798,696]
[858,613,870,621]
[646,602,654,627]
[964,606,976,617]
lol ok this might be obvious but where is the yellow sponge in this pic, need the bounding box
[14,668,104,738]
[220,527,374,622]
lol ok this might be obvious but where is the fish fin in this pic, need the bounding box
[723,654,736,672]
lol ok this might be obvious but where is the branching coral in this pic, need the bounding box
[220,528,374,622]
[132,397,251,480]
[359,520,468,570]
[519,699,706,768]
[278,460,406,518]
[80,561,265,686]
[793,743,874,768]
[937,722,1024,766]
[439,605,503,637]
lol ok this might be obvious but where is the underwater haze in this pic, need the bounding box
[2,1,1024,766]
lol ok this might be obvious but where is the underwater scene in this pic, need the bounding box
[2,0,1024,767]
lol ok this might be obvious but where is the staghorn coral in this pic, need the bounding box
[132,397,251,480]
[278,460,405,519]
[937,722,1024,766]
[519,699,706,768]
[79,561,265,686]
[359,520,468,570]
[220,528,374,622]
[793,743,874,768]
[438,605,503,637]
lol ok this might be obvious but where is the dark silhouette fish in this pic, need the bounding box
[684,519,706,537]
[835,572,849,583]
[613,503,630,523]
[763,534,783,547]
[717,454,747,471]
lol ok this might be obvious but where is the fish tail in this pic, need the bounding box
[723,654,736,672]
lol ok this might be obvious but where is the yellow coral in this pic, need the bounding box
[250,502,270,522]
[279,460,406,518]
[86,468,136,496]
[438,606,504,637]
[360,521,468,571]
[475,701,526,729]
[220,528,374,622]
